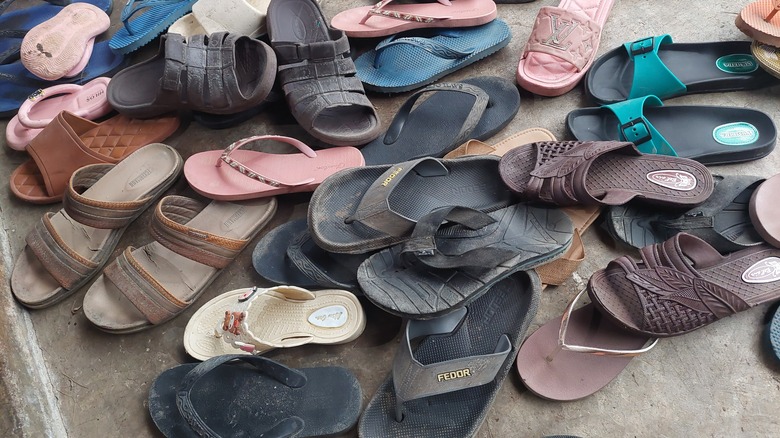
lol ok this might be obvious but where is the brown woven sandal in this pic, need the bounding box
[83,195,277,333]
[11,144,183,309]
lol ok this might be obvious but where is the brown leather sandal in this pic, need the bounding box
[10,110,180,204]
[83,195,277,333]
[11,144,183,309]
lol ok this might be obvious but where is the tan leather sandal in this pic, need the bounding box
[83,195,277,333]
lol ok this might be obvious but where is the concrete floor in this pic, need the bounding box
[2,0,780,437]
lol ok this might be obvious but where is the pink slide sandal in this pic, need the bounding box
[184,135,365,201]
[331,0,497,38]
[5,78,112,151]
[516,0,614,97]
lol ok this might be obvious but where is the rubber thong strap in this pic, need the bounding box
[286,231,354,289]
[176,355,306,438]
[392,308,511,422]
[602,95,677,156]
[216,135,317,188]
[625,35,687,100]
[373,33,472,68]
[360,0,452,25]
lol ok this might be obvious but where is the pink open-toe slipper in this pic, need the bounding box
[516,0,615,97]
[5,77,112,151]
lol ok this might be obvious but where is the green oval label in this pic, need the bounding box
[713,122,759,146]
[716,54,758,74]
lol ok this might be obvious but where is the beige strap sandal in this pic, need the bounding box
[183,286,366,361]
[11,144,183,309]
[83,195,277,333]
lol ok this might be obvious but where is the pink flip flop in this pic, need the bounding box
[516,0,615,97]
[5,78,112,151]
[331,0,497,38]
[184,135,365,201]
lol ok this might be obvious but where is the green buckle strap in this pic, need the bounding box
[625,35,687,100]
[603,95,677,156]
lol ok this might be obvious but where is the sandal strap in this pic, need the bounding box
[17,83,82,128]
[392,308,510,422]
[360,0,451,25]
[602,95,677,156]
[25,212,99,289]
[373,34,472,67]
[624,35,687,100]
[215,135,316,188]
[120,0,183,26]
[150,196,249,269]
[523,6,602,71]
[62,164,153,229]
[286,232,354,289]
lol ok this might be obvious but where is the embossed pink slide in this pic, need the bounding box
[517,0,615,96]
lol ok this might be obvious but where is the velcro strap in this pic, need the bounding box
[26,213,98,290]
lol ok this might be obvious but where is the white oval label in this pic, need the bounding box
[646,170,697,191]
[742,257,780,284]
[308,305,348,328]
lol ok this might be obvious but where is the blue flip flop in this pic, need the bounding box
[0,0,112,64]
[766,303,780,363]
[109,0,198,54]
[355,19,511,93]
[0,41,125,117]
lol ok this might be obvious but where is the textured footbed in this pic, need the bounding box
[355,20,511,93]
[149,363,362,437]
[83,197,277,333]
[21,3,109,80]
[566,105,777,165]
[183,287,365,361]
[586,41,778,104]
[358,204,572,318]
[766,304,780,362]
[167,0,270,39]
[109,0,198,54]
[10,144,182,308]
[308,156,513,254]
[752,41,780,80]
[736,1,780,48]
[516,303,651,401]
[359,270,540,438]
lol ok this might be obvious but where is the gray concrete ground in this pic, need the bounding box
[2,0,780,436]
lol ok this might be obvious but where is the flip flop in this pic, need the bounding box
[585,35,777,104]
[443,127,557,159]
[168,0,270,39]
[183,285,365,361]
[149,355,362,437]
[498,140,714,207]
[355,20,512,93]
[0,41,125,117]
[358,204,573,319]
[184,135,365,201]
[11,144,183,309]
[359,76,520,165]
[516,291,656,401]
[5,77,111,151]
[516,0,615,96]
[606,174,765,253]
[359,270,540,437]
[589,233,780,338]
[749,172,780,248]
[331,0,497,39]
[84,195,277,333]
[10,111,180,204]
[566,95,778,165]
[752,40,780,79]
[308,155,513,254]
[109,0,198,54]
[252,219,369,290]
[20,3,109,80]
[736,0,780,47]
[766,304,780,362]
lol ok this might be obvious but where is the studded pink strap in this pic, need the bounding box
[360,0,452,25]
[215,135,316,188]
[523,6,602,71]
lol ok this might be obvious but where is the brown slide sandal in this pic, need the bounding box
[10,110,180,204]
[499,140,714,207]
[589,233,780,337]
[516,290,656,401]
[84,195,277,333]
[750,172,780,248]
[11,144,183,309]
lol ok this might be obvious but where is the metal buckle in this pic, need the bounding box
[620,118,653,146]
[629,37,654,56]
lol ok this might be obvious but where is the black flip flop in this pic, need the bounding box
[359,270,540,438]
[360,76,520,165]
[252,219,369,290]
[605,174,765,253]
[191,90,282,130]
[308,155,513,254]
[149,355,362,437]
[567,95,777,165]
[585,35,777,104]
[358,204,572,318]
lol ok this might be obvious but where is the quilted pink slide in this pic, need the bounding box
[184,135,365,200]
[5,78,112,151]
[517,0,615,97]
